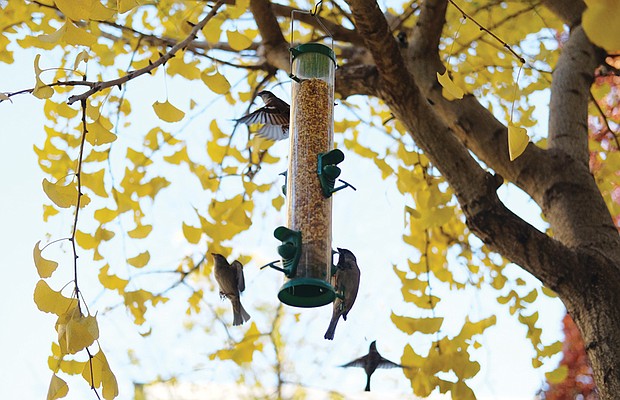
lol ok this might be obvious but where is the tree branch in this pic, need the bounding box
[548,26,602,166]
[270,3,363,45]
[67,0,226,104]
[541,0,586,27]
[249,0,290,73]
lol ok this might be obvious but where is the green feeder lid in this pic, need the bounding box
[278,277,336,308]
[291,43,336,65]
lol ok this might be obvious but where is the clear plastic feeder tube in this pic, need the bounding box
[286,43,336,283]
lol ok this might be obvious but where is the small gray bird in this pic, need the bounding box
[341,341,405,392]
[236,90,290,141]
[324,248,361,340]
[212,253,251,326]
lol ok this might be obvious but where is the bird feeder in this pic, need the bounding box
[261,10,354,308]
[275,41,339,308]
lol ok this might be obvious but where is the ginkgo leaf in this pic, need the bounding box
[73,50,89,70]
[38,21,97,46]
[210,322,263,365]
[391,313,444,334]
[54,0,115,21]
[545,365,568,384]
[34,280,77,315]
[153,100,185,122]
[226,30,253,51]
[38,23,67,43]
[42,178,77,208]
[508,124,528,161]
[82,350,119,400]
[182,222,202,244]
[46,374,69,400]
[200,71,231,95]
[98,264,128,292]
[583,0,620,52]
[0,93,12,103]
[118,0,141,13]
[127,224,152,239]
[33,54,54,99]
[127,251,150,268]
[33,240,59,278]
[86,119,117,146]
[56,307,99,354]
[437,71,464,100]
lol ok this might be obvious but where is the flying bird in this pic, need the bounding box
[237,90,290,141]
[340,341,405,392]
[212,253,251,326]
[324,248,361,340]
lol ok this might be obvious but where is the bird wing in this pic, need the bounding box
[257,124,289,141]
[232,260,245,292]
[376,357,404,369]
[237,107,289,126]
[340,356,367,368]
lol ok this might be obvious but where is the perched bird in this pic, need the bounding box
[340,341,405,392]
[236,90,290,141]
[324,248,361,340]
[212,253,251,326]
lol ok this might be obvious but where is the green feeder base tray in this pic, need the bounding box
[278,278,336,308]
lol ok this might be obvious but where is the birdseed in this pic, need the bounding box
[287,77,334,279]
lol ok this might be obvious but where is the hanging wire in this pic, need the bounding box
[289,2,334,51]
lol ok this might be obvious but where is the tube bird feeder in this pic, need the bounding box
[264,37,347,308]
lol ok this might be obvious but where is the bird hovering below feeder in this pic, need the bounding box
[212,253,251,326]
[237,90,290,141]
[340,341,405,392]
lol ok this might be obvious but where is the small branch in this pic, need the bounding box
[66,0,226,104]
[590,90,620,150]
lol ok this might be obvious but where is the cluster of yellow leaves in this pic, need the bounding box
[398,317,496,399]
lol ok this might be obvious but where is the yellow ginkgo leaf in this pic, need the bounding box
[38,21,96,46]
[200,71,231,95]
[73,50,89,70]
[38,23,68,43]
[98,264,128,292]
[545,365,568,384]
[42,178,77,208]
[182,222,202,244]
[391,313,444,334]
[33,241,59,278]
[226,30,253,51]
[127,224,152,239]
[583,0,620,52]
[82,350,119,400]
[34,280,77,315]
[508,124,529,161]
[86,119,117,146]
[127,251,150,268]
[0,93,12,103]
[46,374,69,400]
[153,100,185,122]
[56,306,99,354]
[118,0,141,14]
[33,54,54,99]
[436,70,464,100]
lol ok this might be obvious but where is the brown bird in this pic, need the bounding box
[341,341,405,392]
[324,248,361,340]
[236,90,290,141]
[212,253,251,326]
